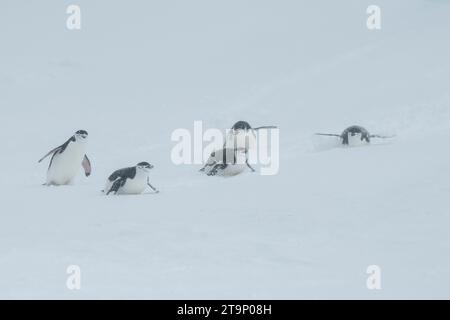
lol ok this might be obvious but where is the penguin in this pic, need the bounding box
[38,130,91,186]
[200,147,251,176]
[315,125,394,146]
[340,125,371,146]
[103,162,159,195]
[225,121,278,151]
[222,121,278,172]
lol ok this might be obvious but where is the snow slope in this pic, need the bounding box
[0,0,449,299]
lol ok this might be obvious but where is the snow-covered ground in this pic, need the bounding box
[1,0,449,299]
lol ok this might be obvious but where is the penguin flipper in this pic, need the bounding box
[38,146,62,163]
[253,126,278,130]
[315,133,341,137]
[82,155,92,177]
[370,134,396,139]
[106,178,126,195]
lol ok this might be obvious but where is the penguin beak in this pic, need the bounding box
[140,164,153,171]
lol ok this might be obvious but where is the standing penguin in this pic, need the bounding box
[316,125,394,146]
[103,162,159,195]
[38,130,91,186]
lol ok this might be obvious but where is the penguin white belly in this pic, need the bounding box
[47,143,86,185]
[225,131,256,150]
[205,151,248,176]
[118,173,147,195]
[346,134,368,147]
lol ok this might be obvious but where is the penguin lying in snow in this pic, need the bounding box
[316,125,394,146]
[38,130,91,186]
[200,148,251,176]
[103,162,159,195]
[200,121,278,176]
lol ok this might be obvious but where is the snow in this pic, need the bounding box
[1,0,450,299]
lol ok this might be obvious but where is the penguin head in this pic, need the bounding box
[343,126,368,136]
[341,126,370,145]
[75,130,88,142]
[231,121,252,132]
[136,162,154,172]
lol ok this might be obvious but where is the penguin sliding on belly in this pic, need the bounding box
[200,148,250,176]
[315,125,395,147]
[201,121,278,176]
[38,130,91,186]
[103,162,159,195]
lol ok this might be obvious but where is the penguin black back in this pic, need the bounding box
[108,167,137,181]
